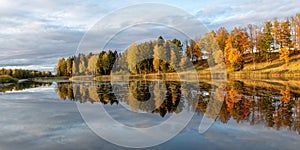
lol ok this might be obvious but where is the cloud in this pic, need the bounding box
[196,0,300,29]
[0,0,299,71]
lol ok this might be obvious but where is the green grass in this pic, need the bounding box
[0,75,18,84]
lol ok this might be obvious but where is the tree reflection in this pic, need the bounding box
[0,82,52,93]
[55,80,300,135]
[152,81,183,117]
[275,83,294,130]
[56,81,184,117]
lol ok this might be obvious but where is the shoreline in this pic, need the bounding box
[2,71,300,85]
[91,71,300,82]
[0,83,14,88]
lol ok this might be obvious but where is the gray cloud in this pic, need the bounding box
[196,0,300,29]
[0,0,299,71]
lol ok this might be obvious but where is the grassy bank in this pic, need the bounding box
[92,71,225,82]
[32,76,70,82]
[75,70,300,82]
[92,70,300,82]
[197,52,300,80]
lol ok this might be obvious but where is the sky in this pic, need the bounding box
[0,0,299,72]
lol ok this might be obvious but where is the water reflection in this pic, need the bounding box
[56,81,185,117]
[55,80,300,135]
[2,80,299,135]
[0,82,52,93]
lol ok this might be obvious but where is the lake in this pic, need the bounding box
[1,80,300,149]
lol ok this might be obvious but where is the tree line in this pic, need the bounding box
[0,68,52,79]
[56,13,300,75]
[56,50,118,76]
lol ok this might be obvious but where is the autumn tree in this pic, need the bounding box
[194,42,202,62]
[185,39,191,60]
[216,27,229,52]
[171,38,183,55]
[127,44,138,74]
[179,56,187,70]
[56,58,67,76]
[153,45,164,73]
[214,50,224,66]
[186,39,201,62]
[1,68,51,79]
[272,18,280,48]
[56,58,63,76]
[96,51,117,75]
[170,50,177,71]
[273,18,291,48]
[66,57,73,76]
[228,48,243,71]
[72,58,79,76]
[87,54,98,75]
[254,25,263,56]
[199,31,219,65]
[280,18,292,48]
[279,46,290,66]
[224,33,234,65]
[78,54,87,75]
[232,27,249,55]
[247,24,255,54]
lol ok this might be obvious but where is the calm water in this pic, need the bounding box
[1,80,300,150]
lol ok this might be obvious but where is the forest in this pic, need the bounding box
[56,13,300,77]
[0,68,52,83]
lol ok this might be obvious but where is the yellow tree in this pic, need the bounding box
[224,34,234,65]
[214,49,224,66]
[273,18,291,48]
[236,28,249,54]
[216,27,229,51]
[280,19,291,48]
[194,43,202,62]
[179,56,187,70]
[127,44,138,73]
[272,18,280,47]
[228,48,243,71]
[170,50,177,70]
[79,55,86,75]
[153,45,164,73]
[198,31,219,65]
[279,46,290,66]
[87,55,98,75]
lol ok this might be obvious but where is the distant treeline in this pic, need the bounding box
[56,13,300,76]
[0,68,52,79]
[56,37,187,76]
[56,50,118,76]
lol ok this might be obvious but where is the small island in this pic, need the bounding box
[0,69,52,87]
